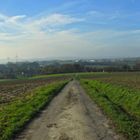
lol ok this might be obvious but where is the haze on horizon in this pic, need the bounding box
[0,0,140,60]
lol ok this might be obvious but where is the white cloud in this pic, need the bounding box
[0,12,140,60]
[30,13,83,27]
[0,13,84,41]
[0,13,26,24]
[1,28,140,59]
[7,15,26,23]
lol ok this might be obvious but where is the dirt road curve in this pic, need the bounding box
[15,81,123,140]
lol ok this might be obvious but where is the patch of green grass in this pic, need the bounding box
[78,72,140,89]
[30,72,108,80]
[0,81,67,140]
[80,79,140,140]
[30,73,75,79]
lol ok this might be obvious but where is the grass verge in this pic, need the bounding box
[80,79,140,140]
[0,81,68,140]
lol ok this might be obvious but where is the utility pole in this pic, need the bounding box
[7,57,10,63]
[15,54,18,64]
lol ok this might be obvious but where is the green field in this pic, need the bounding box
[0,80,68,140]
[78,72,140,89]
[80,72,140,140]
[0,72,140,140]
[30,73,75,79]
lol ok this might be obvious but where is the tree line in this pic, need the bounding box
[0,61,140,79]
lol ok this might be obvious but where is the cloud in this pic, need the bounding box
[1,28,140,59]
[31,13,84,27]
[87,10,103,17]
[0,13,26,24]
[7,15,26,23]
[0,12,140,60]
[87,10,122,21]
[0,13,83,41]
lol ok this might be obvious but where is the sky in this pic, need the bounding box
[0,0,140,61]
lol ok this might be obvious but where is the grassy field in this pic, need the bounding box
[30,73,75,79]
[0,79,68,140]
[0,72,140,140]
[30,72,107,80]
[78,72,140,89]
[80,72,140,140]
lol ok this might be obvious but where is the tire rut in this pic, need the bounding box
[14,80,124,140]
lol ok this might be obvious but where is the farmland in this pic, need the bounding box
[80,72,140,140]
[0,75,71,140]
[0,72,140,140]
[78,72,140,89]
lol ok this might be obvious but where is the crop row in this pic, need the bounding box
[0,81,67,140]
[78,72,140,89]
[0,76,71,105]
[81,79,140,140]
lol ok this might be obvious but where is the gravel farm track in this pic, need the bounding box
[14,80,123,140]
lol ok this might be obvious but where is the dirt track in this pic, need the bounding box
[15,80,123,140]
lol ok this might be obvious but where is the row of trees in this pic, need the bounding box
[0,62,40,79]
[0,62,86,79]
[0,62,140,79]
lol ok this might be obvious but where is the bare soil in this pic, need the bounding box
[0,77,70,104]
[14,80,123,140]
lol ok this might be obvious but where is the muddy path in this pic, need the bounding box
[14,80,123,140]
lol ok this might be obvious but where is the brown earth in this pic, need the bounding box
[14,80,123,140]
[0,77,70,104]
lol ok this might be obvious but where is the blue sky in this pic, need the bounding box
[0,0,140,60]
